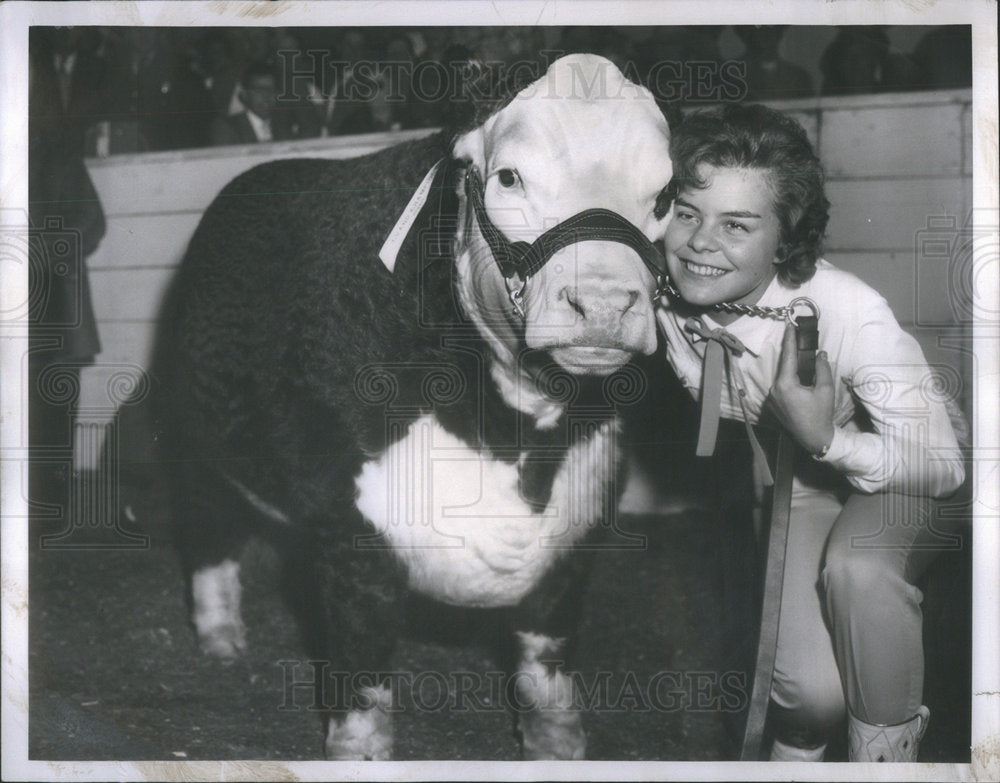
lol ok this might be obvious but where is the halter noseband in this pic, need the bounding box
[464,166,669,317]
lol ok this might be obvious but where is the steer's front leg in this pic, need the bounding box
[512,630,586,760]
[507,551,591,760]
[295,517,403,760]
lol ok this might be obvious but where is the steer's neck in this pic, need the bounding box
[488,357,564,431]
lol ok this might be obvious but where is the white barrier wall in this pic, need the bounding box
[775,89,974,394]
[76,128,438,468]
[77,90,973,470]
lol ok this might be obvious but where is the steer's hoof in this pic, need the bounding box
[519,709,586,760]
[191,560,245,661]
[325,686,394,760]
[197,622,247,661]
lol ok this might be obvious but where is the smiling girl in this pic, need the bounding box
[655,104,966,762]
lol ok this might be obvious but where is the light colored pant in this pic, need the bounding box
[769,465,954,734]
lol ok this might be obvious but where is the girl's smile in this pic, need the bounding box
[681,260,727,277]
[665,164,783,324]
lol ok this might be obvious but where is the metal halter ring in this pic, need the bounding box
[784,296,820,325]
[654,275,671,301]
[504,274,528,319]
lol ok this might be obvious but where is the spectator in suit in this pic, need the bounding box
[36,27,107,156]
[820,27,922,95]
[195,30,242,118]
[319,29,378,136]
[29,30,107,504]
[210,61,286,146]
[153,31,218,151]
[734,25,814,101]
[912,26,972,90]
[368,33,418,132]
[270,27,325,139]
[98,27,181,153]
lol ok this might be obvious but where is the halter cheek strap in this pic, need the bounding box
[464,166,669,311]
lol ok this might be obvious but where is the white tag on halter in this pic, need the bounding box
[378,158,445,273]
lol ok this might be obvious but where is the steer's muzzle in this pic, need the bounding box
[523,247,659,375]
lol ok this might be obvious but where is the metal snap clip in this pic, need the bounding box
[785,296,820,325]
[505,274,527,319]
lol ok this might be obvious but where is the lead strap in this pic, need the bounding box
[795,312,819,386]
[741,303,820,760]
[684,317,774,487]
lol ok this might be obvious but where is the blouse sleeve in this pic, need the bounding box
[816,295,965,497]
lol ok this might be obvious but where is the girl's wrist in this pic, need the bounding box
[810,426,836,460]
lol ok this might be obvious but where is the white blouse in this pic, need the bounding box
[656,259,965,498]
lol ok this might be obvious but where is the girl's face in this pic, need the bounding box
[664,164,783,323]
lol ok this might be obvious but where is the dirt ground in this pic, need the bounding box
[27,456,971,764]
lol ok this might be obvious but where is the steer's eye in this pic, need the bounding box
[497,168,520,188]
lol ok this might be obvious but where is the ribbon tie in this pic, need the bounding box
[684,317,773,487]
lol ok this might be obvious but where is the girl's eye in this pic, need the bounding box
[725,220,749,233]
[497,168,520,188]
[675,210,698,223]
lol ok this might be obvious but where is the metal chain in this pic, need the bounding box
[658,279,791,321]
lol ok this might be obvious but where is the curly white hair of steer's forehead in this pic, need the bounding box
[523,53,656,103]
[447,53,669,146]
[450,53,672,181]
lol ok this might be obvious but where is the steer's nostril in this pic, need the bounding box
[599,288,640,315]
[564,287,586,317]
[563,286,642,320]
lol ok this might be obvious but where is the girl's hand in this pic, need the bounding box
[766,323,836,455]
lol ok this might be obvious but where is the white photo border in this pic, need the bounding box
[1,1,997,781]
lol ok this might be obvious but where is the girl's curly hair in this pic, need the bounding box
[669,103,830,286]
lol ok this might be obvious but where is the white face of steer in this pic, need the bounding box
[453,54,673,387]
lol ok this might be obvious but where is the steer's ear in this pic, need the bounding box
[441,50,495,137]
[451,126,486,176]
[445,53,490,173]
[444,47,538,157]
[658,98,683,135]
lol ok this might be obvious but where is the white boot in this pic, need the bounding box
[848,706,930,762]
[770,737,827,761]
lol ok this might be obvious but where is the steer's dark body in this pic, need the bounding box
[156,53,697,760]
[157,132,615,748]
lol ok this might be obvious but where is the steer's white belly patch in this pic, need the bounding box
[354,414,616,607]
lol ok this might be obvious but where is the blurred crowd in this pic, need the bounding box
[30,24,972,157]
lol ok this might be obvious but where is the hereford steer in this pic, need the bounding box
[157,54,675,760]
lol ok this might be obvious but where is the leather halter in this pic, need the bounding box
[464,166,668,316]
